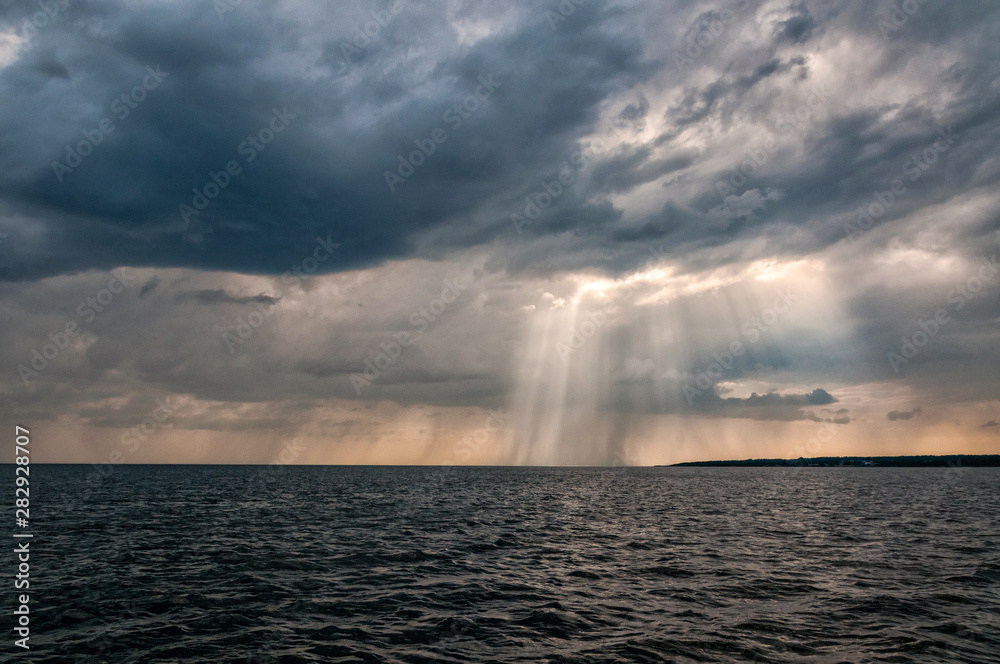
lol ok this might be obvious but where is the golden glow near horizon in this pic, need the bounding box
[19,248,996,466]
[5,1,1000,468]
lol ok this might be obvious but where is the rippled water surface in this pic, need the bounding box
[10,465,1000,663]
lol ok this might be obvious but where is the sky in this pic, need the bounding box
[1,0,998,466]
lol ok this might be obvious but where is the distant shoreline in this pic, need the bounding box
[662,454,1000,467]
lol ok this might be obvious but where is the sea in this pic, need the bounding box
[7,465,1000,663]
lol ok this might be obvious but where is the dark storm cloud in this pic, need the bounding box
[1,0,1000,447]
[691,387,838,414]
[588,149,696,197]
[137,276,160,298]
[0,0,654,281]
[174,289,279,306]
[812,408,850,425]
[1,0,998,286]
[596,2,1000,278]
[610,367,842,421]
[887,408,922,421]
[775,9,814,44]
[663,56,802,131]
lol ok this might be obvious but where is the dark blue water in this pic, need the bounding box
[6,465,1000,663]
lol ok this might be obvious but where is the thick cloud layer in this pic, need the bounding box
[1,0,999,464]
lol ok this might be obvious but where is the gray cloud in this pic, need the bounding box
[138,276,161,298]
[1,1,1000,462]
[174,289,280,306]
[887,408,922,421]
[668,387,840,422]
